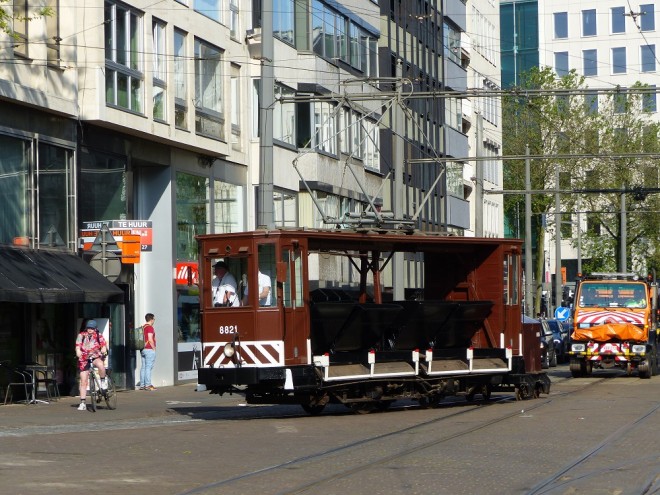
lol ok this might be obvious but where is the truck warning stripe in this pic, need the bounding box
[576,310,645,325]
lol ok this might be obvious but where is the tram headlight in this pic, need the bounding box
[632,345,646,354]
[571,343,586,352]
[223,342,236,358]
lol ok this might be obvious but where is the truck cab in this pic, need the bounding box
[569,273,659,378]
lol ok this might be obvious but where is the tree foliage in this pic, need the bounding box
[503,66,660,314]
[0,1,53,35]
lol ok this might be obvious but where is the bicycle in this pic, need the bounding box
[86,356,117,412]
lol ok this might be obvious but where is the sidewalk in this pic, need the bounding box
[0,383,247,432]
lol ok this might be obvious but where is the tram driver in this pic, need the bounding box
[212,261,240,307]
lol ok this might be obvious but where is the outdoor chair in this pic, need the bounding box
[1,362,33,405]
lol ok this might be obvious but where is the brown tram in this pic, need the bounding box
[196,229,550,414]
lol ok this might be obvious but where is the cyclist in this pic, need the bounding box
[75,320,109,411]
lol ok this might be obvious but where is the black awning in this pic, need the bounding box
[0,247,124,304]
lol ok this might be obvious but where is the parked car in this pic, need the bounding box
[546,319,570,363]
[540,319,557,368]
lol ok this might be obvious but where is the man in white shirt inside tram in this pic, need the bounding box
[243,270,272,306]
[212,261,240,307]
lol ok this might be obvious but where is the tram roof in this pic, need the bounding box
[197,228,522,254]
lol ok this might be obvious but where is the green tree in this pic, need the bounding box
[0,1,52,35]
[503,67,660,314]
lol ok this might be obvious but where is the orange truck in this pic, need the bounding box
[569,273,659,378]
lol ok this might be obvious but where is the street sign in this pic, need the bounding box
[554,306,571,321]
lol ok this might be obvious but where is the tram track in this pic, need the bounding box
[526,400,660,495]
[178,377,608,495]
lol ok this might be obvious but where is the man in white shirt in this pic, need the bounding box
[243,270,272,306]
[212,261,239,307]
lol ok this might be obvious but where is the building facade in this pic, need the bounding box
[0,0,483,392]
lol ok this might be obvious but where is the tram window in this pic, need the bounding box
[210,257,247,308]
[282,251,292,308]
[281,249,304,308]
[247,243,275,307]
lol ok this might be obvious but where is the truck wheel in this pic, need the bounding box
[569,359,582,377]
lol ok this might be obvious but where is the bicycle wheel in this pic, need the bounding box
[88,374,97,412]
[104,375,117,410]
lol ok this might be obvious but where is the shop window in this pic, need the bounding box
[176,172,209,261]
[213,179,244,234]
[79,150,127,227]
[0,134,30,245]
[38,143,74,249]
[0,135,75,249]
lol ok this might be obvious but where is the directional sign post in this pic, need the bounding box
[554,306,571,322]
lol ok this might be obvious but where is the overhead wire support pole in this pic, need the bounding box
[555,163,562,317]
[257,0,274,229]
[392,60,405,300]
[524,145,533,317]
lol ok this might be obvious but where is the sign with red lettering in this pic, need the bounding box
[176,262,199,285]
[80,220,153,252]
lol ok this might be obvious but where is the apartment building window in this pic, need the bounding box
[445,98,462,132]
[273,83,295,145]
[229,0,239,39]
[274,189,297,227]
[194,38,224,140]
[643,85,657,112]
[174,29,188,129]
[312,0,377,75]
[482,79,499,126]
[230,64,241,147]
[555,51,569,76]
[641,45,656,72]
[195,0,222,23]
[38,143,74,248]
[582,9,597,36]
[296,100,337,155]
[46,0,61,66]
[583,49,598,76]
[274,0,294,45]
[314,101,337,155]
[613,90,627,114]
[363,118,380,172]
[152,19,167,121]
[13,0,28,58]
[105,1,143,112]
[640,4,655,31]
[350,110,363,159]
[612,47,626,73]
[554,12,568,38]
[585,90,598,113]
[444,22,461,66]
[611,6,625,33]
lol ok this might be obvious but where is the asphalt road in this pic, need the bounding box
[1,366,659,495]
